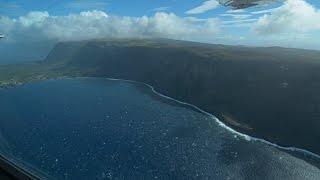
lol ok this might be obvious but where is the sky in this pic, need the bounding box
[0,0,320,63]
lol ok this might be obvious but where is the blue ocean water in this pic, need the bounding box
[0,78,319,180]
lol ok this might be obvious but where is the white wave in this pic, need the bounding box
[103,77,320,160]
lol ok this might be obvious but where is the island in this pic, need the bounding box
[1,38,320,157]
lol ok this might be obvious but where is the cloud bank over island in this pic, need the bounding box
[0,11,221,42]
[0,0,319,63]
[252,0,320,34]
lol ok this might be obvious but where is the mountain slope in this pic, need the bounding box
[45,38,320,155]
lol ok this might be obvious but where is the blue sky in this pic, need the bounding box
[0,0,319,16]
[0,0,284,16]
[0,0,320,50]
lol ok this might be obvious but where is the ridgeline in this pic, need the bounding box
[3,38,320,156]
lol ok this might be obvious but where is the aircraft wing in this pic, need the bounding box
[218,0,284,9]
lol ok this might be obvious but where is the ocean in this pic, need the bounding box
[0,78,319,179]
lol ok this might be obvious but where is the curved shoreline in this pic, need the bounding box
[4,76,320,162]
[100,77,320,161]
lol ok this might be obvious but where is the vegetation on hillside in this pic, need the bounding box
[1,38,320,156]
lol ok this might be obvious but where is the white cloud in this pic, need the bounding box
[220,14,252,19]
[1,0,320,58]
[151,7,170,12]
[185,0,219,14]
[0,16,15,34]
[226,9,246,13]
[18,11,50,27]
[221,19,257,28]
[252,0,320,35]
[250,7,280,15]
[0,10,221,42]
[222,19,257,24]
[219,12,255,28]
[79,10,108,18]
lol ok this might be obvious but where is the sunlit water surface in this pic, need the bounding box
[0,78,319,180]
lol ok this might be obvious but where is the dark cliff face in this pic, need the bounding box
[45,39,320,154]
[45,41,86,63]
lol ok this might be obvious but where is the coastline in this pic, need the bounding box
[104,77,320,169]
[1,76,320,168]
[3,39,320,160]
[221,114,253,131]
[2,76,320,179]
